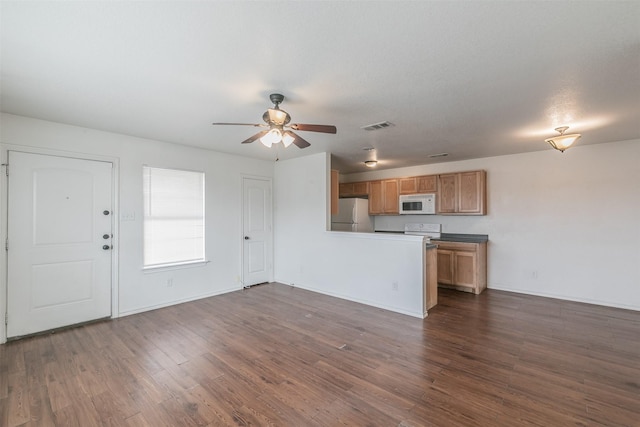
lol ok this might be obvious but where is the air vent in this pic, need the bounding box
[361,121,395,131]
[428,153,449,158]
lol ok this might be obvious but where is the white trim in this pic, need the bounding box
[489,284,640,312]
[0,145,120,343]
[118,285,238,317]
[288,281,425,319]
[142,259,210,273]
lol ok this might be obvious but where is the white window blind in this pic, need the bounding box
[143,166,205,268]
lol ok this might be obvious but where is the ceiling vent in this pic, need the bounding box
[361,121,394,131]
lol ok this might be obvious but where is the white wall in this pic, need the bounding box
[274,152,427,318]
[0,113,274,342]
[346,139,640,311]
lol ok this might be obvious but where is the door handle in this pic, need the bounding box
[103,234,110,239]
[244,236,250,240]
[102,245,112,250]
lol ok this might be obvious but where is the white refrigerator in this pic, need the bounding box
[331,198,374,232]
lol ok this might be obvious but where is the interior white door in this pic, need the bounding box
[7,151,113,338]
[242,177,272,287]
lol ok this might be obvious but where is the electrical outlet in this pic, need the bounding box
[392,281,399,291]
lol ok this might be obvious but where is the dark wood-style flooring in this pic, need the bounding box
[1,283,639,426]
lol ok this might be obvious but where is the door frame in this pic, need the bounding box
[240,175,274,288]
[0,145,120,344]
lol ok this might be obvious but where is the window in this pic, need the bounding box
[143,166,205,268]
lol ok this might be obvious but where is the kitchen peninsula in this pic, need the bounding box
[325,230,438,318]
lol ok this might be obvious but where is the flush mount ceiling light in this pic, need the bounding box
[545,126,581,153]
[364,160,378,167]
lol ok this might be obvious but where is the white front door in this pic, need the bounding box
[242,177,272,287]
[7,151,113,338]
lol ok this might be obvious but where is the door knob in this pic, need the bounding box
[244,236,250,240]
[103,234,110,239]
[103,210,110,215]
[102,245,112,250]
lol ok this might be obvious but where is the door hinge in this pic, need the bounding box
[4,312,7,326]
[4,238,7,251]
[1,163,7,176]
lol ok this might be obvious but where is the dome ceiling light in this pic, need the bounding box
[545,126,581,153]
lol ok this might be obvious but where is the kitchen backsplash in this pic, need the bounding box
[374,214,490,234]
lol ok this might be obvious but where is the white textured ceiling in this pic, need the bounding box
[2,1,639,173]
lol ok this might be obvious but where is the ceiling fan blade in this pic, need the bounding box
[289,123,337,134]
[212,122,266,127]
[241,130,269,144]
[287,131,311,149]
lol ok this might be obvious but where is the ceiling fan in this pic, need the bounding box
[212,93,337,149]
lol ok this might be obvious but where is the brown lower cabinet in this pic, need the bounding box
[436,241,487,294]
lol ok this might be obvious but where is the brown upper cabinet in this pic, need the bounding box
[369,179,399,215]
[339,181,369,198]
[437,170,486,215]
[416,175,437,193]
[399,175,437,195]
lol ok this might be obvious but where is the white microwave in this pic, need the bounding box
[399,193,436,215]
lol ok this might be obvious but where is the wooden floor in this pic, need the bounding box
[1,284,639,426]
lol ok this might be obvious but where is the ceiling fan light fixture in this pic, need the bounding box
[545,126,581,152]
[364,160,378,167]
[260,129,282,147]
[282,132,295,148]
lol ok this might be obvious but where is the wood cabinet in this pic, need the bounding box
[424,245,438,314]
[339,181,369,198]
[416,175,437,193]
[330,169,339,215]
[437,170,486,215]
[399,175,437,195]
[399,177,417,195]
[368,179,399,215]
[436,241,487,294]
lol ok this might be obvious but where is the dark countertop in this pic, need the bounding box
[375,230,488,243]
[432,233,489,243]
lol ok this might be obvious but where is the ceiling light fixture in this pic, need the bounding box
[545,126,581,153]
[364,160,378,167]
[260,128,297,148]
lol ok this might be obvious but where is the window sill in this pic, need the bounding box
[143,260,210,273]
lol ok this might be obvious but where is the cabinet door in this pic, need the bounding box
[453,250,477,287]
[437,249,454,284]
[368,180,384,215]
[331,170,339,215]
[437,174,457,213]
[399,178,417,195]
[383,179,399,214]
[458,171,486,214]
[352,181,370,196]
[416,175,437,193]
[339,182,352,197]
